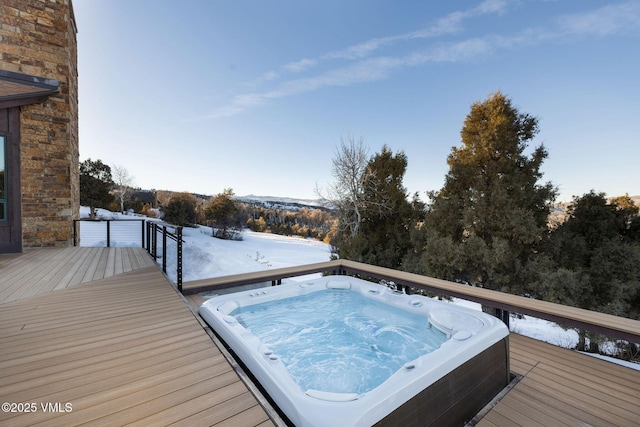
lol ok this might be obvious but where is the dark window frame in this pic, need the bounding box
[0,134,6,221]
[0,107,22,253]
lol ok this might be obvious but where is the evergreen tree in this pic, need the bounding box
[336,145,420,268]
[80,158,115,219]
[610,194,640,242]
[537,191,640,350]
[205,189,241,239]
[544,191,640,318]
[422,92,556,292]
[161,193,197,226]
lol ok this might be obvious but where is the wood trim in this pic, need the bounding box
[184,259,640,342]
[0,94,52,109]
[182,260,340,294]
[338,259,640,343]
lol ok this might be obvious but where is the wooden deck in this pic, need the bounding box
[0,247,156,304]
[0,249,277,427]
[478,334,640,427]
[1,249,639,426]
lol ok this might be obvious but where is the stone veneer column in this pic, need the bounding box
[0,0,79,248]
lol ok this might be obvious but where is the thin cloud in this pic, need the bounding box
[206,57,403,119]
[207,93,269,119]
[260,0,511,81]
[284,58,318,73]
[244,70,280,88]
[206,0,511,119]
[323,0,510,61]
[204,0,637,120]
[206,38,498,120]
[556,1,640,37]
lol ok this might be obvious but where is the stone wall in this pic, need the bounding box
[0,0,79,247]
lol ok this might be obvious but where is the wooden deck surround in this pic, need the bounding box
[185,259,640,427]
[480,334,640,427]
[185,259,640,343]
[1,250,639,426]
[0,248,278,427]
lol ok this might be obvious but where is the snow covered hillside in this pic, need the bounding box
[181,225,331,282]
[79,207,332,282]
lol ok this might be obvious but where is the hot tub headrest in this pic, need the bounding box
[429,309,484,334]
[325,280,351,290]
[305,389,360,401]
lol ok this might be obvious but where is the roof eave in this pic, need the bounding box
[0,69,60,108]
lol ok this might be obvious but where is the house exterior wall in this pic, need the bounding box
[0,0,79,248]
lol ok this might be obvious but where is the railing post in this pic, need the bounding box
[73,220,78,246]
[141,219,145,247]
[162,225,167,274]
[176,226,183,292]
[498,308,510,328]
[145,221,151,252]
[151,223,157,261]
[106,220,111,248]
[331,268,344,276]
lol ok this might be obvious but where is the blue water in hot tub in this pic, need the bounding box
[230,288,448,395]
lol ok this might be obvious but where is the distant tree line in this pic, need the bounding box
[246,206,335,242]
[329,92,640,358]
[154,189,337,242]
[78,163,337,242]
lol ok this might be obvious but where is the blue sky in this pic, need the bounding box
[74,0,640,202]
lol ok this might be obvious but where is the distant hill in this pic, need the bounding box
[236,195,335,212]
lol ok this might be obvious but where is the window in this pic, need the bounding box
[0,135,5,221]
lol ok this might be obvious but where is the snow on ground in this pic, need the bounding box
[180,225,331,282]
[447,295,639,370]
[79,207,331,282]
[451,299,580,349]
[79,207,639,371]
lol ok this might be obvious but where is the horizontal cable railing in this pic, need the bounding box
[146,222,183,290]
[73,218,145,247]
[183,259,640,344]
[73,218,183,289]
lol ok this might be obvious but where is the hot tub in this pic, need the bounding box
[199,276,509,427]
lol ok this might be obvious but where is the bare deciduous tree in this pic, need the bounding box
[328,134,371,238]
[112,164,134,213]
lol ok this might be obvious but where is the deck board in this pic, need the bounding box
[500,385,587,427]
[0,252,277,427]
[169,390,268,427]
[0,247,156,305]
[477,333,640,427]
